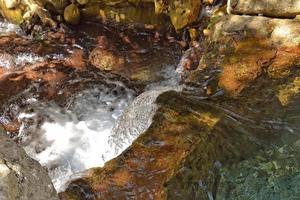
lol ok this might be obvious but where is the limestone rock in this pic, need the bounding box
[0,130,59,200]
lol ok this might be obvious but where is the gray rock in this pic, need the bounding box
[0,129,59,200]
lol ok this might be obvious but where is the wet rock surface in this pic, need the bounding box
[228,0,300,18]
[187,15,300,96]
[88,26,181,85]
[0,1,300,200]
[0,0,203,30]
[0,128,59,200]
[60,70,300,199]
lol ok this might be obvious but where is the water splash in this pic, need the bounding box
[0,20,22,35]
[17,84,135,191]
[15,53,44,66]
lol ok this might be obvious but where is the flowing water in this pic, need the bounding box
[0,19,182,192]
[1,16,300,199]
[16,84,135,191]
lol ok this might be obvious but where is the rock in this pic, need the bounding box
[82,1,170,27]
[277,77,300,106]
[59,91,261,200]
[0,0,23,24]
[154,0,202,30]
[0,0,57,26]
[228,0,300,18]
[47,0,69,11]
[0,0,202,29]
[3,0,19,9]
[216,140,300,200]
[64,4,80,25]
[188,15,300,96]
[0,129,59,200]
[89,33,180,85]
[89,47,125,71]
[76,0,89,5]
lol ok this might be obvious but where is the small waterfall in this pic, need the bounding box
[16,83,135,191]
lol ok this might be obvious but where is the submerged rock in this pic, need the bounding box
[89,46,125,72]
[217,142,300,200]
[59,66,300,199]
[88,31,181,85]
[0,128,59,200]
[59,91,262,199]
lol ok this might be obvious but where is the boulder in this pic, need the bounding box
[81,1,170,27]
[0,0,202,30]
[0,129,59,200]
[188,15,300,96]
[228,0,300,18]
[154,0,202,30]
[64,3,81,25]
[89,33,181,85]
[0,0,57,26]
[59,91,262,200]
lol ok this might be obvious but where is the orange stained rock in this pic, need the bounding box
[60,94,223,200]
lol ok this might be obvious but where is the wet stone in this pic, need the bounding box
[0,129,59,200]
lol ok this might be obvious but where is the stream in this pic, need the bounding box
[0,18,181,192]
[1,15,300,199]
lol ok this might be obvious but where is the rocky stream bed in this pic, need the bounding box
[0,0,300,200]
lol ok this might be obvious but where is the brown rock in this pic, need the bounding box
[59,91,260,200]
[89,47,125,71]
[189,15,300,96]
[88,32,181,85]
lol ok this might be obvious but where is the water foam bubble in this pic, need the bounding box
[18,83,135,191]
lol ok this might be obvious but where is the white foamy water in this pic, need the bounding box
[0,20,22,35]
[111,86,182,154]
[17,83,135,191]
[0,52,45,69]
[15,53,44,66]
